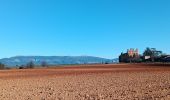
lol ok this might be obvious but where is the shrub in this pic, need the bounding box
[19,66,24,69]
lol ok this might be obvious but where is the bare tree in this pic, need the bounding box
[0,62,5,69]
[26,61,34,69]
[41,61,48,67]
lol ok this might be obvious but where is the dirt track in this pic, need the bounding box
[0,64,170,100]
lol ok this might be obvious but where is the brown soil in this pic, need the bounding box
[0,64,170,100]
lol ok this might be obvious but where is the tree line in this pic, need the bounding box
[0,61,49,70]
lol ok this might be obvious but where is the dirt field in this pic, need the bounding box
[0,64,170,100]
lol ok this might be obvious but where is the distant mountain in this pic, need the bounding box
[0,56,118,67]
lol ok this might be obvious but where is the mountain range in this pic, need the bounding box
[0,56,118,67]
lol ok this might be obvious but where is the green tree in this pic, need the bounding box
[143,47,163,62]
[143,47,153,56]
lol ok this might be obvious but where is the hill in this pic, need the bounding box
[0,56,118,67]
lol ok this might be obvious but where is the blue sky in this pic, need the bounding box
[0,0,169,59]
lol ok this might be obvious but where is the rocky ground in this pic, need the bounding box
[0,64,170,100]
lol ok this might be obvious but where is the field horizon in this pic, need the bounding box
[0,64,170,99]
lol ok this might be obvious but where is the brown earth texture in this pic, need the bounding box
[0,64,170,100]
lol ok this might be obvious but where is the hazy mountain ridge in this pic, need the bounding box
[0,56,118,67]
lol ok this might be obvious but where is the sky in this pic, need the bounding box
[0,0,169,59]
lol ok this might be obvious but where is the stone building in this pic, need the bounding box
[119,48,141,63]
[127,48,139,57]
